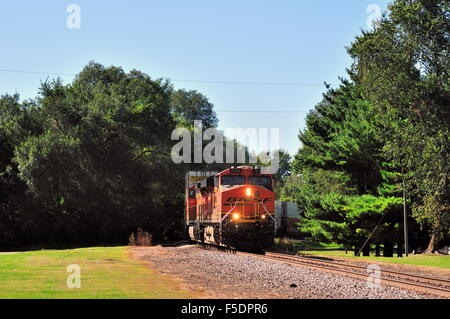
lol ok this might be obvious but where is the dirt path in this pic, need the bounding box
[0,252,25,254]
[129,246,216,298]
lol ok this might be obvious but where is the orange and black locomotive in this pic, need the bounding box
[185,166,276,251]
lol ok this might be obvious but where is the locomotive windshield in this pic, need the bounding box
[248,176,272,186]
[221,175,245,185]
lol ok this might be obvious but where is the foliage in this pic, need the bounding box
[287,81,410,251]
[277,0,449,253]
[348,0,450,251]
[171,89,218,128]
[0,62,218,248]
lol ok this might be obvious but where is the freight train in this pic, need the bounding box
[185,166,276,251]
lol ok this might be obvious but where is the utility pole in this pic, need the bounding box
[403,179,409,257]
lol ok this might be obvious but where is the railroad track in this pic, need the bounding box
[237,251,450,298]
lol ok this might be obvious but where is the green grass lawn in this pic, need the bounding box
[301,250,450,270]
[0,246,195,299]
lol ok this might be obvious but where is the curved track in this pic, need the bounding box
[237,251,450,298]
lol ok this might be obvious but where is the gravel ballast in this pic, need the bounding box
[131,245,433,299]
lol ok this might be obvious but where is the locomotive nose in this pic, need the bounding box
[221,184,274,223]
[185,167,275,251]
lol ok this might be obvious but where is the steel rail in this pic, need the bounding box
[268,252,450,288]
[236,251,450,298]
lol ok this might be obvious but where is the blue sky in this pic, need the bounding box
[0,0,389,155]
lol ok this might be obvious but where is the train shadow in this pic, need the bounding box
[297,253,334,261]
[240,248,266,255]
[160,240,195,247]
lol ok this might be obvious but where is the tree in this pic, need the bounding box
[13,63,182,244]
[0,94,46,248]
[171,89,218,128]
[348,0,450,252]
[293,81,384,195]
[289,81,408,254]
[273,149,291,197]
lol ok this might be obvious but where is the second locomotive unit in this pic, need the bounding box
[185,166,276,251]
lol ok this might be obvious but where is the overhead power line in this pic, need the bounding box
[0,69,74,77]
[0,69,333,87]
[0,68,314,114]
[215,109,309,113]
[168,79,331,87]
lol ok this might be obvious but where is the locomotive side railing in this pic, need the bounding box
[261,201,278,233]
[219,202,237,239]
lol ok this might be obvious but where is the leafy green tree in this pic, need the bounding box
[14,63,180,243]
[289,81,407,254]
[273,149,291,197]
[278,174,302,202]
[171,89,218,128]
[0,94,45,248]
[348,0,450,252]
[294,81,383,194]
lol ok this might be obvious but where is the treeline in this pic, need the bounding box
[0,61,277,249]
[0,62,224,249]
[1,0,448,254]
[279,0,449,255]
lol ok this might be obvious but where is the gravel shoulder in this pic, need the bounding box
[130,245,436,299]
